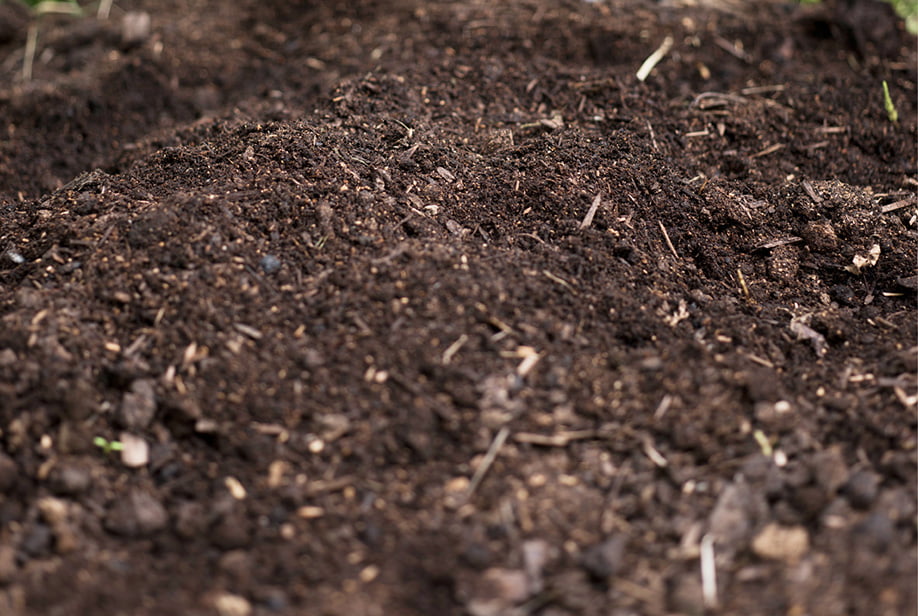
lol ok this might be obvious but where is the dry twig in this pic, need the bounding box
[580,193,602,230]
[465,426,510,501]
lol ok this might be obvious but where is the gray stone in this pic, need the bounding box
[174,501,208,539]
[810,447,849,495]
[121,12,151,46]
[49,463,92,495]
[210,509,251,549]
[105,489,168,537]
[580,535,627,580]
[20,523,52,557]
[118,379,157,430]
[259,254,281,274]
[843,470,880,509]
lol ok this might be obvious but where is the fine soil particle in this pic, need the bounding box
[0,1,915,615]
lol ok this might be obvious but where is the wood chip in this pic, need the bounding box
[542,270,577,293]
[659,221,679,259]
[435,166,455,182]
[464,426,510,501]
[751,143,784,158]
[233,323,263,340]
[789,316,827,356]
[442,334,469,365]
[755,236,802,251]
[514,430,599,447]
[881,198,916,213]
[642,436,668,467]
[224,476,247,500]
[579,193,602,230]
[305,475,354,496]
[296,506,325,519]
[802,180,822,203]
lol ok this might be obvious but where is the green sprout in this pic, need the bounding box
[93,436,124,455]
[882,81,899,124]
[16,0,81,10]
[7,0,83,81]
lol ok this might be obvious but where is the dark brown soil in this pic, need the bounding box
[0,1,915,614]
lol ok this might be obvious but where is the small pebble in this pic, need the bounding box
[257,588,287,612]
[522,539,552,593]
[854,513,894,552]
[259,254,281,274]
[121,12,151,46]
[20,523,53,557]
[580,535,627,580]
[465,568,531,616]
[213,593,252,616]
[225,476,247,500]
[210,510,251,549]
[843,470,880,510]
[461,541,491,569]
[37,497,68,527]
[751,523,809,564]
[810,447,849,495]
[876,487,916,523]
[218,550,253,586]
[118,379,157,430]
[105,489,168,537]
[359,564,380,583]
[708,479,764,552]
[174,501,208,539]
[119,433,150,468]
[49,463,91,495]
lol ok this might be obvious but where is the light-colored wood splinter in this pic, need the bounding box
[757,236,802,251]
[543,270,577,293]
[580,193,602,230]
[659,221,679,259]
[881,199,915,214]
[464,426,510,502]
[751,143,784,158]
[442,334,469,365]
[802,180,823,204]
[513,429,600,447]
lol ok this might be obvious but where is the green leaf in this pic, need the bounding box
[10,0,83,16]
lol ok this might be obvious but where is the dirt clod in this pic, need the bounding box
[844,470,882,509]
[580,535,628,581]
[104,489,169,537]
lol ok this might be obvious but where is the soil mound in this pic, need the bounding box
[0,1,915,614]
